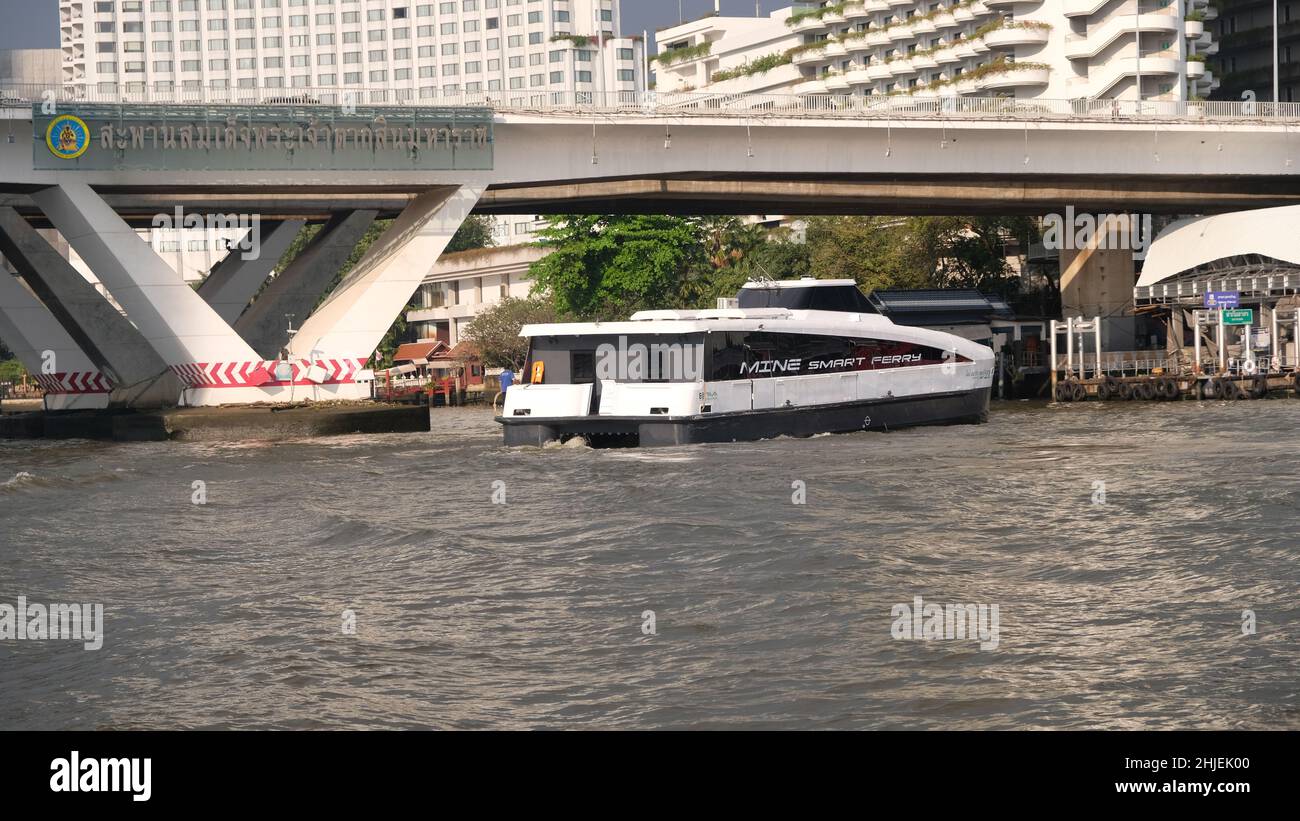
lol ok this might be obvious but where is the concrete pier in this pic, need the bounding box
[0,401,430,442]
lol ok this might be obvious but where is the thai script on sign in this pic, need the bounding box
[96,120,490,152]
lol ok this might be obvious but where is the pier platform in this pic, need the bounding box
[0,401,430,441]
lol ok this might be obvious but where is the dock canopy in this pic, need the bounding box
[1137,204,1300,287]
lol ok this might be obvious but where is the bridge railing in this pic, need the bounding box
[5,84,1300,123]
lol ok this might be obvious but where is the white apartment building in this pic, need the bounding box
[656,1,1219,103]
[60,0,646,101]
[406,242,543,345]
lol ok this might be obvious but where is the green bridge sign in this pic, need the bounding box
[1221,309,1254,325]
[34,103,494,172]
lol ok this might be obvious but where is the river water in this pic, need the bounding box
[0,400,1296,730]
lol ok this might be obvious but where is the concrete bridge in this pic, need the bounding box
[1,86,1298,409]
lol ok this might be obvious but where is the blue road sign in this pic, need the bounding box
[1205,291,1239,309]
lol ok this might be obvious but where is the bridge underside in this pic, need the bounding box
[3,173,1300,225]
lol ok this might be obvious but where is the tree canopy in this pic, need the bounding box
[461,296,557,372]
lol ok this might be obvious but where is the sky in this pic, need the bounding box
[0,0,58,50]
[0,1,791,52]
[623,1,788,50]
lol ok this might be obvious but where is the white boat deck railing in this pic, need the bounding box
[5,85,1300,124]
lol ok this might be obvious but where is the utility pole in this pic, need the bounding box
[1275,0,1281,106]
[1134,6,1142,112]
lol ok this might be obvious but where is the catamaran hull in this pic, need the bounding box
[499,387,990,447]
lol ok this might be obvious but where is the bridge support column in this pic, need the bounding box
[289,186,482,371]
[0,206,181,408]
[198,219,305,325]
[30,182,275,406]
[234,210,377,360]
[0,274,109,410]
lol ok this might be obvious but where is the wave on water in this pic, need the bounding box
[2,471,37,490]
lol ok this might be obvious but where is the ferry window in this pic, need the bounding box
[571,351,595,383]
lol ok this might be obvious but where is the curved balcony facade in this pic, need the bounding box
[984,26,1051,50]
[675,1,1200,103]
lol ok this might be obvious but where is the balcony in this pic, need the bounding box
[978,65,1051,90]
[1185,20,1204,38]
[824,72,851,91]
[790,16,830,35]
[866,63,894,80]
[1187,60,1206,78]
[912,19,937,35]
[824,41,849,58]
[953,7,976,22]
[791,78,829,94]
[912,53,940,70]
[842,2,870,21]
[844,67,874,86]
[889,58,917,76]
[984,0,1021,6]
[791,47,830,66]
[888,24,915,42]
[843,35,872,54]
[984,25,1051,49]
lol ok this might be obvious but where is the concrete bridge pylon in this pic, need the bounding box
[0,205,182,408]
[197,219,306,326]
[288,185,483,366]
[234,210,377,361]
[0,272,110,411]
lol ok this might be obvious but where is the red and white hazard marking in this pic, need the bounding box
[171,358,367,389]
[32,371,113,394]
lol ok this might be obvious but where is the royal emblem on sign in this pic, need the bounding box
[46,114,90,160]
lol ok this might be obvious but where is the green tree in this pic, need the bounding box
[803,215,1036,298]
[461,296,557,371]
[445,214,496,253]
[913,215,1037,297]
[528,215,703,320]
[804,216,931,293]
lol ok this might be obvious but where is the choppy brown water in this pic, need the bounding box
[1,400,1297,729]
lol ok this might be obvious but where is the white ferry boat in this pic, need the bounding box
[498,279,994,446]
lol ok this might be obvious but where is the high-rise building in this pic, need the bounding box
[59,0,645,101]
[1211,0,1300,104]
[656,1,1217,103]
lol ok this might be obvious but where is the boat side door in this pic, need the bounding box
[751,378,775,410]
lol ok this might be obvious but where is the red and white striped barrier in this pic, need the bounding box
[171,358,367,389]
[32,371,113,394]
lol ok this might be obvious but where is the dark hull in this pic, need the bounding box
[498,387,990,447]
